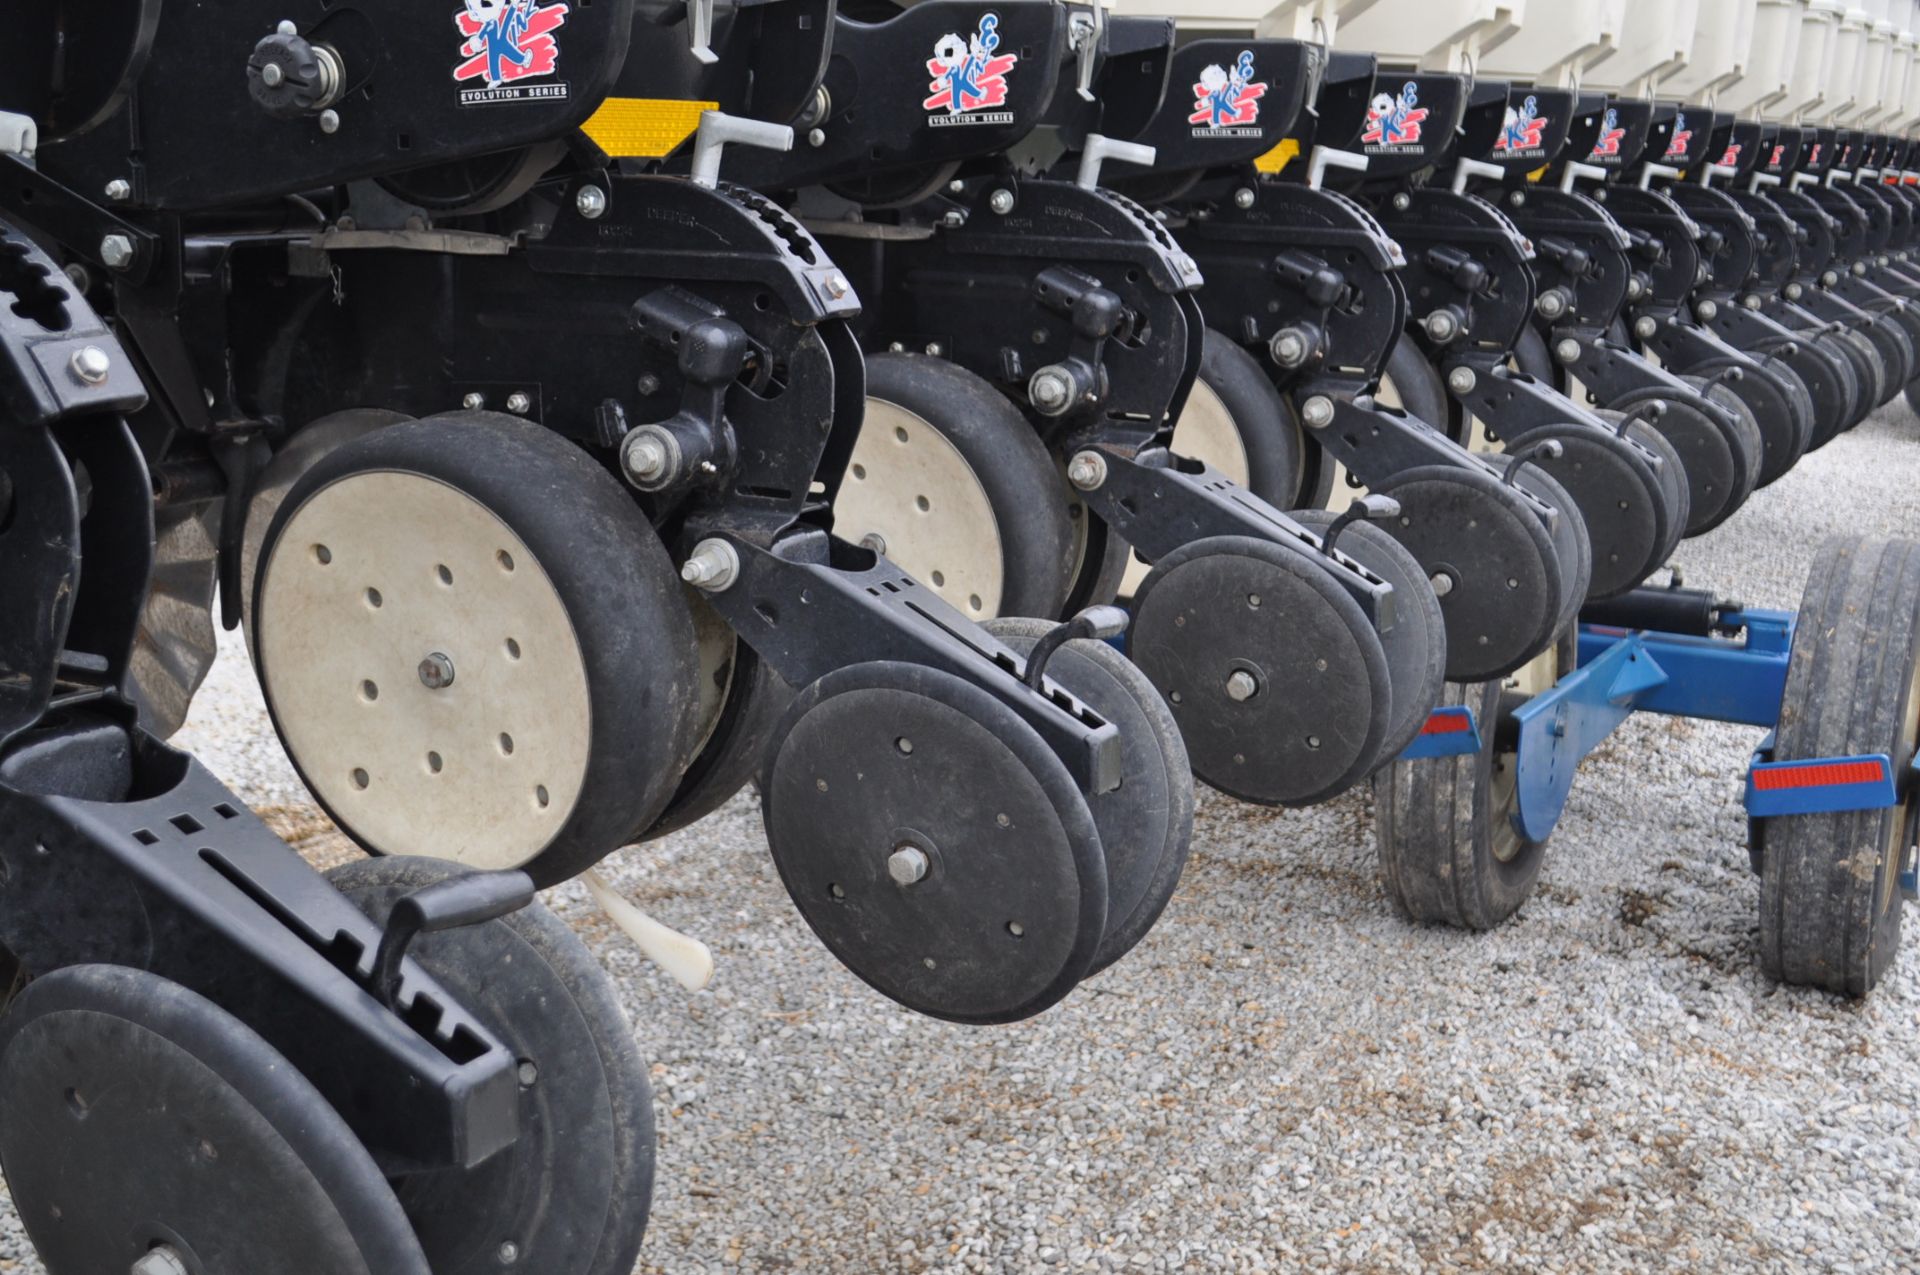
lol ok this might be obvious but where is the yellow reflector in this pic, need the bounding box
[1526,164,1548,183]
[581,98,718,159]
[1253,138,1299,175]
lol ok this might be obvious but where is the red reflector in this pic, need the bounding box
[1753,760,1886,791]
[1420,712,1472,735]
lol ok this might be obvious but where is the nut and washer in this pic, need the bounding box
[1268,327,1311,369]
[418,652,457,691]
[888,845,931,886]
[1066,451,1108,492]
[1446,365,1478,395]
[1424,310,1460,343]
[1632,316,1659,341]
[1554,338,1583,365]
[68,346,111,386]
[988,188,1016,215]
[1029,367,1076,415]
[1300,396,1336,429]
[104,178,132,202]
[506,392,532,415]
[575,185,609,220]
[1225,670,1260,702]
[462,391,486,411]
[681,539,741,592]
[824,272,851,300]
[1535,291,1567,320]
[1233,187,1257,209]
[1695,300,1719,322]
[621,427,678,489]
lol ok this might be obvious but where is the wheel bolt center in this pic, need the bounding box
[1226,670,1260,703]
[418,652,456,690]
[888,844,930,887]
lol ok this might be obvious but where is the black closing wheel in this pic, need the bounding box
[0,965,430,1275]
[1485,453,1591,639]
[840,353,1076,621]
[1175,329,1307,507]
[1806,331,1865,444]
[1368,465,1564,682]
[1595,410,1692,570]
[1689,357,1811,488]
[1286,512,1447,767]
[327,856,656,1274]
[761,661,1108,1023]
[1758,536,1920,997]
[1495,420,1669,599]
[1373,631,1575,929]
[253,412,703,886]
[1605,386,1747,537]
[1130,534,1393,806]
[986,619,1195,974]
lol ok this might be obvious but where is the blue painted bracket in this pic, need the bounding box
[1576,608,1794,728]
[1511,633,1671,843]
[1746,754,1900,817]
[1400,705,1482,759]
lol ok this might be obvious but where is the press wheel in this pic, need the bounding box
[0,965,429,1275]
[1494,420,1669,599]
[1373,630,1575,929]
[328,857,655,1273]
[986,619,1194,974]
[1485,453,1591,637]
[1130,534,1392,806]
[839,353,1075,621]
[1759,536,1920,996]
[1286,512,1447,767]
[254,412,702,885]
[1368,465,1564,682]
[1605,386,1745,537]
[1686,357,1810,489]
[761,661,1108,1023]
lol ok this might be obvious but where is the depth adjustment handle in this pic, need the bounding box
[1022,606,1129,691]
[1078,134,1157,190]
[691,111,794,188]
[373,869,537,1010]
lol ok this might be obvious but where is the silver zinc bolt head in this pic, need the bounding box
[318,108,340,134]
[506,391,532,414]
[824,272,851,300]
[131,1247,191,1275]
[99,234,136,271]
[1300,395,1336,429]
[681,539,741,591]
[988,188,1016,214]
[1785,282,1804,300]
[1536,291,1567,319]
[1178,254,1199,275]
[807,128,826,147]
[575,185,609,220]
[1234,187,1257,209]
[859,532,888,557]
[104,178,132,202]
[1066,450,1108,491]
[462,391,486,411]
[1225,670,1259,702]
[418,652,456,691]
[1425,309,1459,342]
[1632,315,1659,340]
[261,62,286,88]
[1446,365,1478,395]
[69,346,111,386]
[1743,294,1762,310]
[1269,328,1310,368]
[1554,338,1582,364]
[1509,190,1526,208]
[948,180,966,194]
[1030,367,1075,414]
[1695,299,1719,321]
[924,342,943,357]
[1392,192,1412,211]
[622,431,671,484]
[888,845,930,886]
[277,20,299,35]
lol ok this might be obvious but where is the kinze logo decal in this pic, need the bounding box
[925,14,1018,126]
[1363,81,1430,153]
[455,0,570,105]
[1190,50,1267,138]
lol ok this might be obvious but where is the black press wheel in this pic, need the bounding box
[1176,329,1307,507]
[841,353,1077,621]
[1758,536,1920,997]
[254,412,704,886]
[0,965,430,1275]
[327,856,656,1273]
[1373,631,1575,929]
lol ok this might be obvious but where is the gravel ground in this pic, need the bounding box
[6,402,1918,1273]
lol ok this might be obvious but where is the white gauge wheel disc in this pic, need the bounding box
[838,397,1007,618]
[1120,377,1253,597]
[257,470,593,870]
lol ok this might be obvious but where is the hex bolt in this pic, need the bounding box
[1233,187,1256,209]
[807,128,826,148]
[1225,670,1260,702]
[418,652,456,691]
[988,188,1016,214]
[462,391,486,411]
[621,428,674,487]
[860,532,888,557]
[1446,365,1478,395]
[824,272,851,300]
[1695,300,1719,322]
[1066,451,1108,492]
[261,62,286,88]
[1300,396,1336,429]
[104,178,132,202]
[1178,254,1199,276]
[100,234,136,272]
[318,109,341,134]
[69,346,111,386]
[1392,192,1412,211]
[924,343,943,357]
[1554,338,1583,365]
[681,539,741,592]
[576,185,609,220]
[888,845,930,886]
[131,1247,191,1275]
[1430,570,1455,597]
[1029,367,1076,416]
[1632,316,1659,341]
[1269,327,1310,368]
[1424,310,1459,343]
[506,392,532,415]
[1785,283,1803,301]
[1535,291,1567,320]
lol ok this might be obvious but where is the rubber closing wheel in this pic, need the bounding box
[1759,536,1920,997]
[254,412,703,885]
[1606,387,1743,537]
[762,661,1108,1023]
[0,965,430,1275]
[1486,454,1591,639]
[1369,465,1563,683]
[986,620,1194,974]
[1496,420,1668,599]
[1372,632,1574,929]
[1689,358,1809,488]
[1601,411,1691,567]
[840,354,1076,621]
[327,857,655,1274]
[1681,374,1764,509]
[1131,534,1392,806]
[1286,512,1447,767]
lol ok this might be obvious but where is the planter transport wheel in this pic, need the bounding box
[761,661,1109,1024]
[328,857,656,1274]
[1758,536,1920,997]
[254,412,703,885]
[986,618,1195,975]
[1130,534,1392,806]
[0,965,430,1275]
